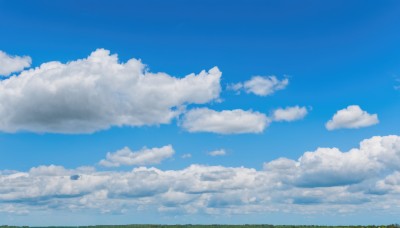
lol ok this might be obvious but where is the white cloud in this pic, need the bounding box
[208,149,226,156]
[0,50,32,76]
[99,145,174,167]
[264,135,400,187]
[372,171,400,194]
[181,153,192,159]
[1,135,400,216]
[230,76,288,96]
[272,106,308,122]
[226,83,243,94]
[326,105,379,130]
[0,49,221,133]
[181,108,270,134]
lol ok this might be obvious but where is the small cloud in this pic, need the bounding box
[181,108,270,134]
[390,74,400,90]
[0,50,31,76]
[226,83,244,95]
[228,75,288,96]
[326,105,379,130]
[395,77,400,90]
[181,153,192,159]
[272,106,308,122]
[208,149,226,157]
[99,145,175,167]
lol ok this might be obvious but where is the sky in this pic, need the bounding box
[1,0,400,226]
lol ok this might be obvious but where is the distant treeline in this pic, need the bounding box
[1,225,400,228]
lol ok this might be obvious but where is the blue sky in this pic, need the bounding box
[1,0,400,226]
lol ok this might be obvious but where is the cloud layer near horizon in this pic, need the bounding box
[1,135,400,216]
[0,49,221,133]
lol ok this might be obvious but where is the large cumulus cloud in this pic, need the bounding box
[0,49,221,133]
[264,135,400,187]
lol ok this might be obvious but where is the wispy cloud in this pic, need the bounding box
[208,149,226,156]
[181,153,192,159]
[228,75,288,96]
[395,77,400,90]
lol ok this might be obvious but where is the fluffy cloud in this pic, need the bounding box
[2,135,400,216]
[0,50,32,76]
[272,106,308,122]
[264,135,400,187]
[208,149,226,156]
[372,171,400,194]
[99,145,174,167]
[325,105,379,130]
[181,108,270,134]
[229,76,288,96]
[0,49,221,133]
